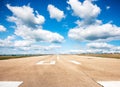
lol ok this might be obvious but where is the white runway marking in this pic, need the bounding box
[0,81,23,87]
[57,55,59,60]
[36,61,56,65]
[97,81,120,87]
[50,61,56,64]
[69,60,81,65]
[36,61,44,65]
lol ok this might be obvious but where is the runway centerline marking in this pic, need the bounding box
[57,55,59,60]
[97,81,120,87]
[69,60,81,65]
[0,81,23,87]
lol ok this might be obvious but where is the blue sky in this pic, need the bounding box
[0,0,120,54]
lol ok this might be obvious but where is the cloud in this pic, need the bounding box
[106,6,110,10]
[67,0,101,19]
[87,42,114,49]
[14,40,34,47]
[86,42,120,53]
[7,4,45,27]
[1,4,65,54]
[28,44,61,51]
[15,44,61,51]
[47,4,65,21]
[68,23,120,42]
[7,4,64,43]
[68,1,120,54]
[66,6,71,10]
[69,49,86,54]
[0,38,33,49]
[0,41,62,54]
[0,25,6,32]
[15,25,64,43]
[0,35,15,47]
[67,0,101,27]
[68,49,103,54]
[0,35,62,54]
[75,19,102,27]
[68,42,120,54]
[67,0,120,42]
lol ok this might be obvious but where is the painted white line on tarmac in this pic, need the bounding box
[69,60,81,65]
[57,55,59,60]
[97,81,120,87]
[50,61,56,65]
[36,61,56,65]
[0,81,23,87]
[36,61,44,65]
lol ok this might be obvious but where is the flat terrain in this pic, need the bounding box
[0,55,120,87]
[0,56,29,60]
[79,53,120,59]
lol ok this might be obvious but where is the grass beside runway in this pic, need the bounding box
[78,53,120,59]
[0,55,31,60]
[0,55,45,60]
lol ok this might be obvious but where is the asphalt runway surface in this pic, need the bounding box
[0,55,120,87]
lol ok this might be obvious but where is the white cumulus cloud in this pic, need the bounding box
[67,0,101,19]
[68,42,120,54]
[7,4,45,27]
[0,35,62,54]
[68,23,120,42]
[0,35,15,47]
[87,42,114,49]
[68,0,120,43]
[47,4,65,21]
[7,4,64,43]
[14,40,34,47]
[0,25,6,32]
[28,44,61,51]
[86,42,120,53]
[68,49,103,54]
[15,25,64,43]
[15,44,61,51]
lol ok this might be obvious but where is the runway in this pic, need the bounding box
[0,55,120,87]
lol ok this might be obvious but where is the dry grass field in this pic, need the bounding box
[79,53,120,59]
[0,55,39,60]
[0,56,26,60]
[0,53,120,60]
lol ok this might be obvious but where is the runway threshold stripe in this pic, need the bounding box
[50,61,56,64]
[36,61,44,65]
[0,81,23,87]
[97,81,120,87]
[69,60,81,65]
[36,61,56,65]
